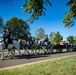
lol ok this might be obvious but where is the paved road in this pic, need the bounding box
[0,51,76,69]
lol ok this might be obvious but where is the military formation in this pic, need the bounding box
[0,28,76,60]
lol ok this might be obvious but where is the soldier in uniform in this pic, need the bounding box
[44,35,49,42]
[44,35,51,46]
[3,28,12,49]
[27,34,33,45]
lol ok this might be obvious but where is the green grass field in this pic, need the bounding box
[0,55,76,75]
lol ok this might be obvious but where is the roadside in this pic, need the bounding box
[0,51,76,70]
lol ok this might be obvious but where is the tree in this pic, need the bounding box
[49,31,55,42]
[66,36,75,43]
[63,0,76,27]
[5,17,30,40]
[35,28,45,40]
[22,0,52,23]
[0,16,4,33]
[53,31,63,44]
[6,0,76,26]
[74,36,76,44]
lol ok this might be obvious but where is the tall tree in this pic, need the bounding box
[35,28,45,40]
[5,17,30,40]
[66,36,74,43]
[63,0,76,27]
[53,31,63,44]
[49,31,55,42]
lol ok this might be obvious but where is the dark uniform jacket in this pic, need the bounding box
[28,36,34,44]
[6,31,13,44]
[44,37,49,42]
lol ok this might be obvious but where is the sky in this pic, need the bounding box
[0,0,76,40]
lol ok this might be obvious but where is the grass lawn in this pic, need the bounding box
[0,49,8,52]
[0,55,76,75]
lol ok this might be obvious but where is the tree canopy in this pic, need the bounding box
[2,0,76,27]
[23,0,76,27]
[22,0,52,23]
[67,36,75,43]
[63,0,76,28]
[5,17,30,40]
[35,27,45,40]
[49,31,55,42]
[53,31,63,44]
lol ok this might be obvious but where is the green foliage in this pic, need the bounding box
[63,0,76,27]
[5,17,30,40]
[53,31,63,44]
[73,36,76,44]
[66,36,76,44]
[22,0,52,23]
[49,31,55,42]
[35,28,45,40]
